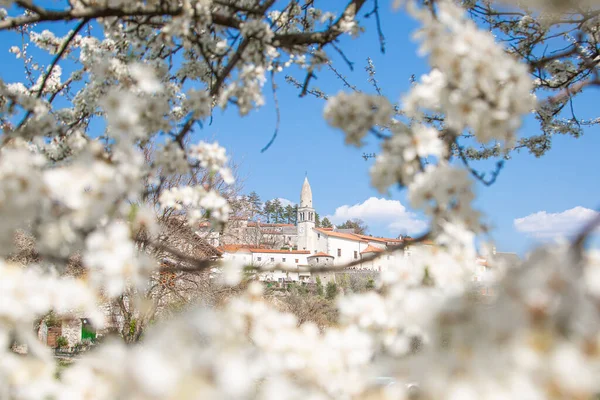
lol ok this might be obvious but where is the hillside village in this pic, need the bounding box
[198,177,510,285]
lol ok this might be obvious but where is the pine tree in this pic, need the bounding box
[263,200,273,223]
[284,204,294,224]
[321,217,333,228]
[271,198,283,223]
[337,218,368,234]
[247,191,262,221]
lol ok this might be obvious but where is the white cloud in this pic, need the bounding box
[514,206,599,239]
[274,198,295,207]
[326,197,427,236]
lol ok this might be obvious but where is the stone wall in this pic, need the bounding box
[61,319,82,348]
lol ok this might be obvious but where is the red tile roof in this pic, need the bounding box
[247,222,295,228]
[218,245,253,253]
[361,245,384,254]
[219,245,310,254]
[354,234,403,243]
[315,228,408,245]
[307,252,334,258]
[314,228,368,242]
[248,248,310,254]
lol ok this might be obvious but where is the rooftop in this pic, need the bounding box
[314,228,368,243]
[361,245,384,254]
[248,248,311,254]
[307,252,334,258]
[219,245,310,255]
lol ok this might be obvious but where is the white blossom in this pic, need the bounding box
[324,92,393,147]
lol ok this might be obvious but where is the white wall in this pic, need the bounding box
[325,237,369,266]
[222,251,253,265]
[221,250,309,282]
[250,252,308,267]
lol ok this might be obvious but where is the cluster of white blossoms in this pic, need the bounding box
[405,1,536,145]
[1,0,600,399]
[324,92,394,147]
[188,141,234,184]
[83,222,156,297]
[159,185,231,226]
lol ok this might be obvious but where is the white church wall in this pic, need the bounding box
[325,237,369,266]
[314,230,330,254]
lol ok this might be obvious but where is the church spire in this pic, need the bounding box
[300,176,312,208]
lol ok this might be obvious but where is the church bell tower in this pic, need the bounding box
[297,176,316,252]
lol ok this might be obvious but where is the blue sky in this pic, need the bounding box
[1,1,598,255]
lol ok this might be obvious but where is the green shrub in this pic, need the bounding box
[56,336,68,348]
[315,276,324,297]
[45,311,61,327]
[325,281,338,300]
[366,278,375,290]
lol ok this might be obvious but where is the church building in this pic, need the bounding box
[217,177,417,283]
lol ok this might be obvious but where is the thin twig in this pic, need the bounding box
[364,0,385,53]
[455,139,504,186]
[37,18,89,99]
[16,18,89,130]
[261,71,281,153]
[251,232,431,274]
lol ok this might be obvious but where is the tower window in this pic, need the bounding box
[337,249,341,257]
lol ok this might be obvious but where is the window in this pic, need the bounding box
[354,251,358,259]
[282,258,286,262]
[270,257,275,262]
[387,255,391,260]
[337,248,341,257]
[318,234,320,239]
[295,259,299,263]
[316,258,319,262]
[257,257,262,261]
